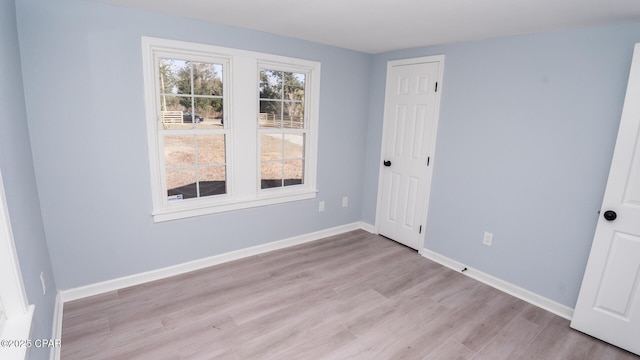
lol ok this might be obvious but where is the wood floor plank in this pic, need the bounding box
[61,312,109,343]
[60,230,640,360]
[219,290,345,349]
[160,301,236,333]
[452,294,527,351]
[332,248,428,298]
[517,316,627,360]
[471,313,546,360]
[264,322,355,360]
[424,338,475,360]
[62,290,120,321]
[225,272,329,324]
[378,299,490,359]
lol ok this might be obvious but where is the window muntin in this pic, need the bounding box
[259,69,307,189]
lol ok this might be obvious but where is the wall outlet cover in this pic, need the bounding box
[40,272,46,295]
[483,232,493,246]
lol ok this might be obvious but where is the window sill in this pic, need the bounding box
[152,188,317,222]
[0,305,34,360]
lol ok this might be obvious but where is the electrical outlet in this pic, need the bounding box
[483,232,493,247]
[319,201,325,212]
[40,272,46,295]
[342,196,348,207]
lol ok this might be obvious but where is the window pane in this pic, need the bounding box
[283,134,304,159]
[261,162,283,189]
[165,135,195,168]
[167,169,197,200]
[161,96,194,130]
[259,101,282,128]
[162,112,193,130]
[284,73,305,101]
[160,95,188,112]
[283,102,304,128]
[159,59,191,95]
[194,100,223,129]
[199,166,226,197]
[261,133,283,161]
[284,160,304,186]
[197,135,225,165]
[259,70,282,99]
[192,62,223,96]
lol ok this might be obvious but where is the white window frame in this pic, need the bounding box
[142,37,320,222]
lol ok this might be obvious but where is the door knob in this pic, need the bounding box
[383,160,391,167]
[603,210,617,221]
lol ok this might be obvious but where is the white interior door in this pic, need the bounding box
[570,44,640,356]
[376,56,443,249]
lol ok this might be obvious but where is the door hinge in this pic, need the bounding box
[419,225,422,234]
[435,82,438,92]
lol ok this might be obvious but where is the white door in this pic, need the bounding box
[376,56,443,249]
[570,44,640,356]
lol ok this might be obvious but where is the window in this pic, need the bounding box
[259,68,306,189]
[142,38,320,222]
[159,58,227,201]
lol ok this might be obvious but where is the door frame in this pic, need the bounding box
[0,168,33,359]
[374,55,445,250]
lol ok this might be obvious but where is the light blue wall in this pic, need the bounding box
[12,0,640,312]
[363,23,640,307]
[15,0,371,289]
[0,0,57,358]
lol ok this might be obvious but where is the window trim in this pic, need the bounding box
[142,37,320,222]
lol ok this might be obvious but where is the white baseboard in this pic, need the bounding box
[359,222,377,234]
[59,222,373,303]
[419,248,574,320]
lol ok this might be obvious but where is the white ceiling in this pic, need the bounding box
[96,0,640,53]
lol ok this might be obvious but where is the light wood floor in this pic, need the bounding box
[61,230,640,359]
